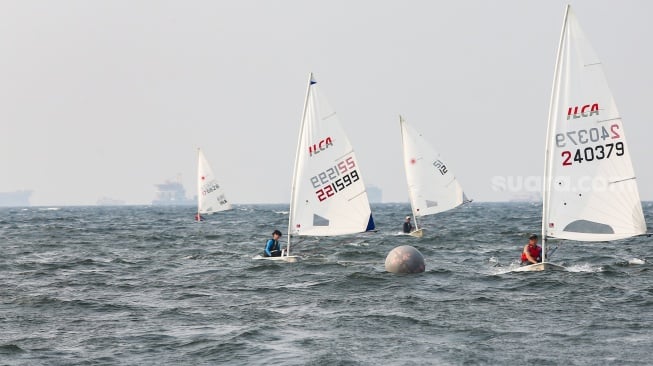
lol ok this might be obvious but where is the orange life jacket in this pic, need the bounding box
[521,244,542,262]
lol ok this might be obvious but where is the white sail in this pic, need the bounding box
[288,73,375,237]
[400,116,468,221]
[197,148,232,215]
[542,5,645,242]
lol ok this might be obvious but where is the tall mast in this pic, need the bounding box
[287,72,314,256]
[542,5,570,259]
[196,148,201,221]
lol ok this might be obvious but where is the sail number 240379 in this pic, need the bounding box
[557,124,624,166]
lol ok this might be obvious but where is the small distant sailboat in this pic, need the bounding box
[518,5,646,271]
[196,148,232,220]
[399,116,470,238]
[254,73,376,261]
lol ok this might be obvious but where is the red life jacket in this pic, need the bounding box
[521,244,542,262]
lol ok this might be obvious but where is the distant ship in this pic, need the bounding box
[152,180,195,206]
[0,190,33,207]
[366,185,383,203]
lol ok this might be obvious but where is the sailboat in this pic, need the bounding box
[254,73,376,262]
[196,148,232,220]
[399,116,470,237]
[518,5,646,271]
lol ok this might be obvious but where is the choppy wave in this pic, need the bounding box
[0,203,651,365]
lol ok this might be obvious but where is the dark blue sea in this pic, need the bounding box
[1,202,651,365]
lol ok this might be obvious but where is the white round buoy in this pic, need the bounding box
[385,245,425,274]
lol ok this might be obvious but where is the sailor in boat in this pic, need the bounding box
[403,216,414,234]
[521,234,542,265]
[194,213,204,221]
[264,230,283,257]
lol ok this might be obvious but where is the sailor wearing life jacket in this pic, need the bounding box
[264,230,283,257]
[403,216,414,233]
[521,234,542,265]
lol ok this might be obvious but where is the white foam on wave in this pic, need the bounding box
[274,210,289,215]
[565,263,603,273]
[486,260,605,274]
[345,241,369,247]
[489,267,512,275]
[628,258,645,265]
[487,261,522,275]
[283,279,335,289]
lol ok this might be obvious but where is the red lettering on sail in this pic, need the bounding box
[308,137,334,156]
[567,103,600,120]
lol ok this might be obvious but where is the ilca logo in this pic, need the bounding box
[567,103,599,120]
[308,136,334,157]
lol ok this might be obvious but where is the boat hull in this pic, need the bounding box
[252,255,300,263]
[513,262,566,272]
[409,229,423,238]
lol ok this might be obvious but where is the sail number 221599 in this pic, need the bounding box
[310,156,360,202]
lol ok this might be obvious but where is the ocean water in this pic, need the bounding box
[1,202,651,365]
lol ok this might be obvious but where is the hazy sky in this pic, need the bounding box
[1,0,651,205]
